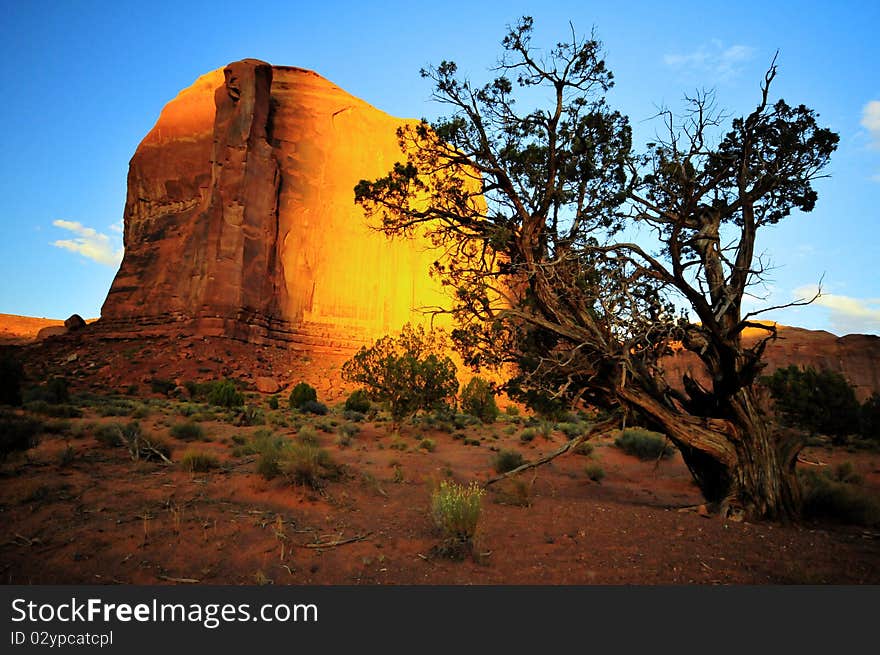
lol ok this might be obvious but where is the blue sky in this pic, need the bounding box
[0,0,877,334]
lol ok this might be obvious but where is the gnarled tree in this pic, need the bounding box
[355,17,838,520]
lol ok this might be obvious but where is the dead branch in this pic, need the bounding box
[303,532,373,549]
[485,416,618,486]
[156,574,200,583]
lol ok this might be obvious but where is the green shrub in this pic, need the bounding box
[299,400,328,415]
[520,427,537,443]
[289,382,317,409]
[296,425,321,446]
[342,410,366,423]
[460,377,499,423]
[585,463,605,482]
[800,469,880,527]
[573,441,594,456]
[96,399,135,417]
[170,422,205,441]
[431,480,484,557]
[504,405,520,417]
[557,422,584,438]
[207,380,244,408]
[23,377,71,405]
[24,401,82,418]
[492,449,525,474]
[341,323,458,427]
[344,389,371,413]
[0,410,41,460]
[763,365,860,441]
[418,437,437,452]
[614,428,675,460]
[236,405,265,426]
[268,395,280,410]
[95,421,171,461]
[278,442,340,488]
[180,450,219,473]
[150,378,176,396]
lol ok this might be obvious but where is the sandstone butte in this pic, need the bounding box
[99,58,452,349]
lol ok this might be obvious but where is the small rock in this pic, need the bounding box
[697,504,711,518]
[255,376,280,394]
[66,353,78,364]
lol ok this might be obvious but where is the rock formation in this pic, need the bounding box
[100,59,450,348]
[662,325,880,401]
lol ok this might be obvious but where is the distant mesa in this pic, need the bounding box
[98,58,450,349]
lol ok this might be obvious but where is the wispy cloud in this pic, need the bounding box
[51,219,123,267]
[861,100,880,149]
[664,40,755,82]
[795,284,880,335]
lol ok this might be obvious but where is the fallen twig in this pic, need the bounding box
[156,574,200,584]
[303,532,373,549]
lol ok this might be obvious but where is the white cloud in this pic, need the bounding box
[794,284,880,335]
[51,219,123,267]
[861,100,880,149]
[664,40,756,82]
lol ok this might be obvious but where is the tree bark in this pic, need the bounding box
[619,385,802,520]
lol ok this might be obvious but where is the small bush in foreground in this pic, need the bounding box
[431,480,484,559]
[585,463,605,483]
[180,450,219,473]
[418,437,436,452]
[492,449,525,474]
[278,442,340,489]
[614,428,675,461]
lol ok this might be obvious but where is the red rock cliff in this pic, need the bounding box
[101,59,449,347]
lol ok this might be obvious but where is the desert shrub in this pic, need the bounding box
[150,378,176,396]
[520,427,537,443]
[24,401,82,418]
[268,395,280,410]
[573,441,594,456]
[0,410,42,460]
[299,400,328,416]
[614,428,675,461]
[460,377,499,424]
[0,352,24,406]
[206,380,244,408]
[338,422,360,439]
[557,422,584,438]
[58,443,76,467]
[288,382,318,409]
[95,423,123,448]
[284,443,339,487]
[537,420,555,439]
[344,389,371,413]
[180,450,219,473]
[418,437,437,452]
[342,409,366,423]
[341,323,458,427]
[42,418,72,434]
[237,405,265,427]
[96,421,171,461]
[504,405,520,417]
[799,469,880,527]
[763,365,860,442]
[492,449,525,474]
[296,425,321,446]
[431,480,484,557]
[23,377,70,405]
[584,463,605,482]
[170,422,205,441]
[96,399,135,417]
[825,461,863,485]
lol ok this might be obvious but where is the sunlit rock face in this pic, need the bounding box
[101,59,449,347]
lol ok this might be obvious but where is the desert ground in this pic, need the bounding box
[1,328,879,585]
